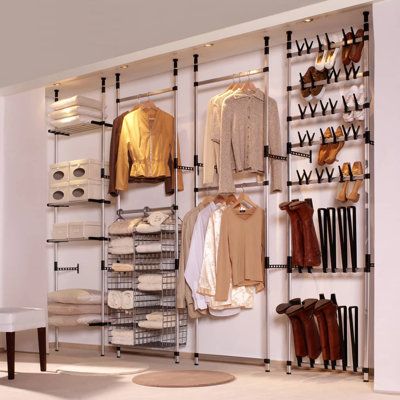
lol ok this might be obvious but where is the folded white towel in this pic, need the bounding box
[135,223,161,234]
[50,115,98,129]
[107,290,122,309]
[111,263,134,272]
[110,237,132,247]
[121,291,134,310]
[136,243,162,253]
[138,274,162,285]
[50,106,103,120]
[109,218,142,235]
[110,329,134,345]
[50,95,103,111]
[137,282,174,291]
[138,319,176,330]
[48,303,102,315]
[146,311,163,321]
[48,289,102,305]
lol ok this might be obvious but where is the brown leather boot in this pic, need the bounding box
[286,303,321,361]
[313,301,331,366]
[279,201,304,267]
[315,299,342,361]
[276,302,307,361]
[289,201,321,267]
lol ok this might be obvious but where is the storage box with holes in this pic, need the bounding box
[68,221,101,239]
[69,179,108,202]
[49,161,70,185]
[69,159,109,181]
[49,182,69,204]
[52,223,69,240]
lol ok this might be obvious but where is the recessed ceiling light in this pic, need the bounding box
[304,18,313,23]
[53,82,61,86]
[120,65,129,69]
[204,43,214,47]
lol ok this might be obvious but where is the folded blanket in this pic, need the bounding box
[112,263,134,272]
[109,218,142,235]
[50,95,103,111]
[138,274,162,285]
[121,291,134,310]
[50,115,99,129]
[109,246,134,255]
[136,243,162,253]
[48,303,102,315]
[107,290,122,309]
[147,211,170,227]
[138,319,176,330]
[48,289,102,305]
[135,223,161,234]
[137,282,174,291]
[110,237,132,247]
[49,106,103,120]
[49,315,79,327]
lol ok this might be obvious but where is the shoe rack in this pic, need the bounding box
[282,11,373,381]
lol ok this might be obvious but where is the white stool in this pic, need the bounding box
[0,307,47,380]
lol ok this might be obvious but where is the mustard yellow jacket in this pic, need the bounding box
[116,107,183,191]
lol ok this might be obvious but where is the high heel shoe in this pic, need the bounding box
[346,161,364,203]
[324,126,345,164]
[336,162,351,202]
[342,32,353,65]
[317,127,333,166]
[349,29,364,63]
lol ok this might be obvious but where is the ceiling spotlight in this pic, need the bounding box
[120,65,129,69]
[204,43,214,47]
[304,18,313,23]
[53,82,61,86]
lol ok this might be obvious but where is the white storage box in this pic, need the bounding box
[52,223,69,240]
[68,221,101,239]
[49,182,69,204]
[49,161,70,186]
[69,159,109,181]
[69,179,104,202]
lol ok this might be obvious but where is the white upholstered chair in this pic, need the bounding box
[0,307,47,380]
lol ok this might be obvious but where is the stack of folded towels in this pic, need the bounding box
[138,311,176,330]
[109,237,134,255]
[107,290,134,309]
[48,289,103,327]
[137,274,174,291]
[49,95,105,130]
[110,329,134,345]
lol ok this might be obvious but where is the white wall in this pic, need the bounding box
[373,0,400,394]
[46,7,372,367]
[0,88,48,351]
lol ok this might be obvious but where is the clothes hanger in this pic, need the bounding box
[214,194,226,204]
[242,71,257,92]
[231,186,258,210]
[225,193,238,205]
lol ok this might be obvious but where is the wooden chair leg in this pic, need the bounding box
[37,327,47,372]
[6,332,15,380]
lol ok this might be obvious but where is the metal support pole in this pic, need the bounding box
[286,30,293,375]
[115,73,121,212]
[53,89,60,351]
[173,58,180,364]
[263,36,271,373]
[362,10,371,383]
[193,53,200,366]
[101,77,106,356]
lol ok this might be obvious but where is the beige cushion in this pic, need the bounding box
[48,303,102,315]
[48,289,102,305]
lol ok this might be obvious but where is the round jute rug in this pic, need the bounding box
[132,370,235,388]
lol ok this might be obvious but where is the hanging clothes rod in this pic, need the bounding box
[196,67,266,87]
[117,205,174,216]
[196,181,266,193]
[118,87,177,103]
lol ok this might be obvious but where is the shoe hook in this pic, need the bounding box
[316,168,324,183]
[329,98,338,114]
[299,72,305,90]
[326,167,335,182]
[298,131,307,147]
[320,127,327,144]
[295,39,305,56]
[309,102,317,118]
[304,38,314,54]
[306,130,315,145]
[330,126,337,143]
[298,103,307,119]
[325,32,332,50]
[320,100,329,116]
[352,124,360,139]
[342,95,350,113]
[342,124,351,141]
[316,34,324,52]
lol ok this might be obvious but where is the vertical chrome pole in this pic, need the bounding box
[193,54,200,366]
[173,59,180,364]
[53,89,60,351]
[362,10,371,383]
[100,77,106,356]
[115,73,121,212]
[263,36,271,373]
[286,31,293,375]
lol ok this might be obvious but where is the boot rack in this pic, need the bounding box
[282,11,373,381]
[111,60,184,363]
[47,78,112,356]
[192,37,274,370]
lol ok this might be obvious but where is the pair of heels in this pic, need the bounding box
[343,85,365,122]
[342,29,364,65]
[315,34,340,71]
[318,126,344,165]
[336,161,364,203]
[300,66,327,101]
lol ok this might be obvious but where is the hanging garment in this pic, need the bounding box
[184,202,218,310]
[215,206,265,301]
[177,204,209,319]
[115,107,183,192]
[108,110,176,196]
[198,205,255,312]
